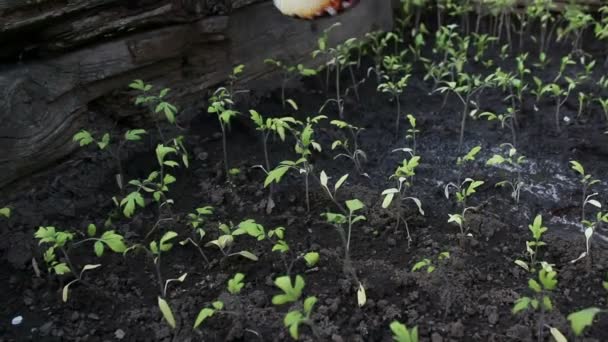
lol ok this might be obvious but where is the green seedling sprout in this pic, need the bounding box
[381,148,424,244]
[571,210,608,269]
[205,220,264,262]
[527,0,557,55]
[405,114,420,155]
[478,107,518,147]
[513,262,558,342]
[272,275,320,340]
[194,273,263,340]
[515,215,548,273]
[73,128,147,192]
[557,3,594,55]
[264,59,317,108]
[390,320,419,342]
[445,177,484,245]
[330,120,367,176]
[267,226,320,274]
[541,78,576,133]
[378,72,411,139]
[129,80,178,142]
[412,251,450,274]
[208,87,239,179]
[485,143,527,204]
[124,231,187,329]
[179,206,214,266]
[250,109,299,213]
[264,115,326,212]
[436,72,496,152]
[321,198,367,307]
[570,161,600,222]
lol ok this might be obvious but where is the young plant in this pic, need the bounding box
[129,80,178,141]
[193,273,262,339]
[557,3,594,54]
[412,251,450,274]
[445,178,485,244]
[272,275,319,340]
[378,72,411,138]
[264,59,317,108]
[570,161,600,222]
[515,215,548,273]
[321,199,367,306]
[485,143,527,204]
[205,220,264,262]
[381,149,424,244]
[478,107,518,147]
[512,262,558,342]
[267,226,320,275]
[541,78,576,133]
[571,210,608,269]
[455,145,482,184]
[264,116,326,212]
[405,114,420,155]
[390,321,419,342]
[250,109,298,212]
[437,72,496,152]
[180,206,214,266]
[35,226,126,302]
[73,129,147,191]
[330,120,367,176]
[208,87,239,179]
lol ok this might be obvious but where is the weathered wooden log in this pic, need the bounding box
[0,0,393,188]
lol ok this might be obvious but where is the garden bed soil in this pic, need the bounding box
[2,22,608,342]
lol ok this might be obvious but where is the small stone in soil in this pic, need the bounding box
[115,329,126,340]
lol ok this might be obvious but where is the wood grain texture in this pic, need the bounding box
[0,0,392,188]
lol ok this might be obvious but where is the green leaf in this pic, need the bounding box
[304,252,319,267]
[125,129,147,141]
[236,251,258,261]
[87,223,96,237]
[98,133,110,150]
[94,241,104,257]
[100,231,127,253]
[120,192,145,218]
[529,279,542,293]
[272,275,304,305]
[335,174,349,192]
[303,296,317,316]
[228,273,245,295]
[570,161,585,176]
[486,154,505,166]
[286,99,298,111]
[264,166,290,187]
[382,189,398,209]
[549,326,568,342]
[73,130,94,146]
[513,297,531,314]
[53,263,71,275]
[0,207,10,218]
[158,297,176,328]
[193,308,215,329]
[345,199,364,213]
[284,311,303,339]
[568,308,601,336]
[160,231,178,252]
[390,321,418,342]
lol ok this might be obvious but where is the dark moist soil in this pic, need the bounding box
[2,19,608,342]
